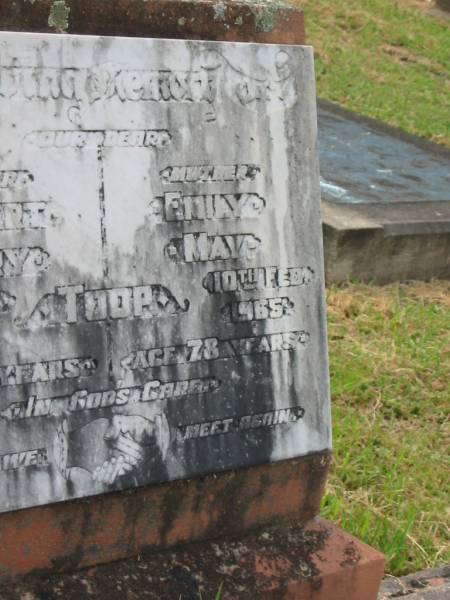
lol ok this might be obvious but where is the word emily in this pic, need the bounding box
[151,192,265,222]
[121,331,309,371]
[177,406,305,441]
[2,377,220,421]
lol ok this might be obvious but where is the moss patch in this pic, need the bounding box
[48,0,70,31]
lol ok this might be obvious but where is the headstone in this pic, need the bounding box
[0,31,330,513]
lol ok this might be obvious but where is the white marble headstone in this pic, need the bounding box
[0,31,330,513]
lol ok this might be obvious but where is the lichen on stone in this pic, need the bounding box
[254,0,285,33]
[213,2,227,22]
[48,0,70,32]
[237,0,288,33]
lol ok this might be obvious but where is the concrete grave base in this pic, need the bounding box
[0,517,385,600]
[318,99,450,284]
[322,200,450,284]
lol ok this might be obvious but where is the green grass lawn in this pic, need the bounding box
[293,0,450,147]
[323,282,450,575]
[284,1,450,574]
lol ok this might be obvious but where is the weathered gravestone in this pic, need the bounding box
[0,31,329,511]
[0,20,385,598]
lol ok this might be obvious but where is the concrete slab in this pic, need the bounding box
[318,100,450,206]
[318,101,450,283]
[322,199,450,283]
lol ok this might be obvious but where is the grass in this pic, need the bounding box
[291,0,450,577]
[289,0,450,147]
[198,583,223,599]
[279,0,450,578]
[322,281,450,575]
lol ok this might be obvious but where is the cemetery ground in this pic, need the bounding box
[297,0,450,577]
[297,0,450,147]
[323,281,449,576]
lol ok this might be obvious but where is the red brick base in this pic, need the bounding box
[0,517,385,600]
[0,453,330,581]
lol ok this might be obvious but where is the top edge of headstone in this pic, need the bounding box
[0,0,305,45]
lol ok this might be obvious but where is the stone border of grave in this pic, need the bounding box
[378,564,450,599]
[319,100,450,284]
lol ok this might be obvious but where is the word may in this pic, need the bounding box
[151,192,265,222]
[160,164,260,183]
[26,129,171,149]
[177,406,305,441]
[0,66,214,103]
[203,265,314,294]
[221,297,294,323]
[0,246,49,278]
[0,448,48,473]
[2,377,220,421]
[121,331,309,371]
[0,357,97,388]
[166,233,261,263]
[0,202,58,231]
[0,170,33,189]
[22,283,189,328]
